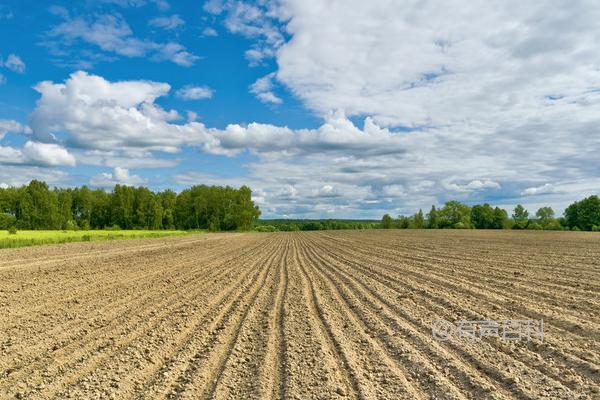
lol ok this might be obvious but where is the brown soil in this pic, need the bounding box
[0,230,598,399]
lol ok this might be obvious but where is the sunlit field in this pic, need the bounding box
[0,230,187,249]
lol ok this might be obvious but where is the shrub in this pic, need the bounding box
[512,221,527,230]
[255,225,278,232]
[592,225,600,232]
[63,220,79,231]
[79,220,91,230]
[0,213,17,230]
[8,226,17,235]
[82,234,92,241]
[527,222,543,230]
[106,224,121,231]
[544,220,564,231]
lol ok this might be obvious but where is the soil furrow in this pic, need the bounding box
[3,230,598,400]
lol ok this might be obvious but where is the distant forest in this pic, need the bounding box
[1,180,599,232]
[381,197,600,232]
[255,219,380,232]
[0,180,260,231]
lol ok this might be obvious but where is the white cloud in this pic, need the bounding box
[152,42,199,66]
[250,73,282,104]
[0,146,25,164]
[0,119,31,140]
[24,66,600,217]
[201,27,218,37]
[78,149,179,169]
[21,141,76,167]
[153,0,171,11]
[206,1,285,65]
[0,141,75,167]
[382,184,406,198]
[193,0,600,216]
[94,0,170,10]
[47,13,198,67]
[445,180,501,192]
[29,71,207,152]
[1,54,26,73]
[176,85,214,100]
[149,14,184,30]
[0,166,68,187]
[203,0,225,14]
[90,167,146,187]
[522,183,555,196]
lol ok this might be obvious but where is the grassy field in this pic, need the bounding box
[0,230,188,249]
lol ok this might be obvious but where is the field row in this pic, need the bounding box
[0,230,598,399]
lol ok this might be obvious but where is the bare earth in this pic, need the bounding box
[0,230,598,399]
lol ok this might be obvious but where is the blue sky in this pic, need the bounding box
[1,0,600,218]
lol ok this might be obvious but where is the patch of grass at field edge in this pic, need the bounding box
[0,230,189,249]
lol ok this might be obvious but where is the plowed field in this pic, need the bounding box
[1,230,598,399]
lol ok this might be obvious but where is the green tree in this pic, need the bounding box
[90,189,111,228]
[0,213,16,229]
[396,216,410,229]
[564,195,600,231]
[536,207,554,221]
[512,204,529,229]
[71,186,92,228]
[471,204,495,229]
[18,181,60,229]
[0,180,261,232]
[426,205,439,229]
[512,204,529,222]
[381,214,393,229]
[438,201,472,229]
[56,189,73,229]
[492,207,509,229]
[159,189,177,229]
[111,185,135,229]
[411,209,425,229]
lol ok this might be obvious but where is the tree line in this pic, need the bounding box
[255,219,379,232]
[381,196,600,231]
[0,180,261,231]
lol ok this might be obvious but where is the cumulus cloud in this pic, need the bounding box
[21,141,76,167]
[24,65,600,217]
[227,0,600,131]
[0,141,75,167]
[1,54,26,73]
[90,167,146,187]
[0,146,24,164]
[192,0,600,216]
[0,119,31,140]
[149,14,184,30]
[46,12,198,66]
[176,85,214,100]
[29,71,212,152]
[250,73,282,104]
